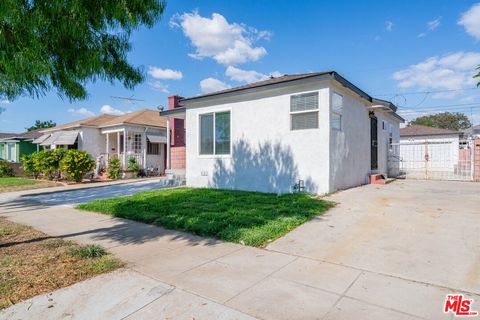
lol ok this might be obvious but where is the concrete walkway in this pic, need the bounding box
[1,180,479,319]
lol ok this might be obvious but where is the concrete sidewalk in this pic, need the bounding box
[1,180,479,319]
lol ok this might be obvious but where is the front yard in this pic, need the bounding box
[76,188,334,247]
[0,219,123,309]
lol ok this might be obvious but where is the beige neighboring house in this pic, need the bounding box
[33,109,167,172]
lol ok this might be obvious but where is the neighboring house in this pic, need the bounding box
[462,124,480,139]
[0,130,43,162]
[34,109,168,172]
[161,71,403,194]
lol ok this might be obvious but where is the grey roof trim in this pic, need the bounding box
[177,71,398,114]
[372,98,397,112]
[180,72,333,103]
[160,107,187,117]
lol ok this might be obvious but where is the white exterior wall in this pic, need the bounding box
[376,111,401,176]
[185,81,331,194]
[78,127,104,158]
[328,84,401,191]
[329,84,371,191]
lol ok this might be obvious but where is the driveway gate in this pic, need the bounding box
[388,140,476,181]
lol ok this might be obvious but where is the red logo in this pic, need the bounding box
[444,294,478,317]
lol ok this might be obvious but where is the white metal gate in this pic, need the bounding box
[388,140,475,181]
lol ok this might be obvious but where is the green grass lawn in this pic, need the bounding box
[0,177,40,188]
[76,188,334,247]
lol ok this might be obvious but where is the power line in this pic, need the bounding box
[398,106,480,115]
[398,102,480,110]
[375,87,479,97]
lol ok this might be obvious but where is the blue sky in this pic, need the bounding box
[2,0,480,132]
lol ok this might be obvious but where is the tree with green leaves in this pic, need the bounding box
[0,0,166,101]
[410,112,472,131]
[26,120,56,132]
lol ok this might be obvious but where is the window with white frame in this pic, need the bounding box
[199,111,231,155]
[331,92,343,130]
[290,92,319,130]
[133,133,142,153]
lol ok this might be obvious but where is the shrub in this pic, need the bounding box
[0,160,14,178]
[21,154,41,179]
[37,149,66,180]
[107,156,121,179]
[127,157,139,172]
[61,150,95,182]
[69,244,106,259]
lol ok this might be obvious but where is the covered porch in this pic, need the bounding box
[102,126,167,172]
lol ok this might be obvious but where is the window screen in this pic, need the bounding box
[199,111,230,155]
[200,113,214,155]
[291,112,319,130]
[215,111,231,155]
[331,92,343,130]
[290,92,319,112]
[290,92,319,130]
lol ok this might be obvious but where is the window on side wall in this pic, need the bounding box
[290,92,319,130]
[147,141,160,155]
[331,92,343,130]
[199,111,231,156]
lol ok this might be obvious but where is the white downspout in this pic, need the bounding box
[166,118,171,170]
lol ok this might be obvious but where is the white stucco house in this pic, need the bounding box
[33,109,168,172]
[161,71,404,194]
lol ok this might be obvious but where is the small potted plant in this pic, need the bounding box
[125,157,140,179]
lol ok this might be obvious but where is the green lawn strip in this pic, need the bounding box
[0,177,40,188]
[76,188,334,247]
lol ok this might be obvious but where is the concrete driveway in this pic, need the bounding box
[22,178,175,206]
[1,180,479,319]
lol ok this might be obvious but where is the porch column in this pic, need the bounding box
[105,133,109,167]
[123,129,127,170]
[116,131,120,160]
[142,132,147,169]
[166,118,171,170]
[36,144,39,152]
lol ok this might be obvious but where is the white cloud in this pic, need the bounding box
[225,66,283,83]
[392,51,480,98]
[226,66,267,83]
[171,11,269,65]
[148,81,169,93]
[386,21,393,32]
[0,99,10,104]
[427,17,441,31]
[100,105,124,115]
[68,107,95,117]
[417,17,441,37]
[459,3,480,41]
[147,67,183,80]
[200,78,230,93]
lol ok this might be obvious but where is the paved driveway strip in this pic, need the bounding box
[1,180,479,319]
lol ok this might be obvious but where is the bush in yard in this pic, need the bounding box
[61,150,95,182]
[107,156,121,179]
[21,154,41,179]
[37,149,66,180]
[127,157,139,172]
[0,160,15,177]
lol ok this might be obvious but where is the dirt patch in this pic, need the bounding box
[0,219,123,309]
[0,181,64,193]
